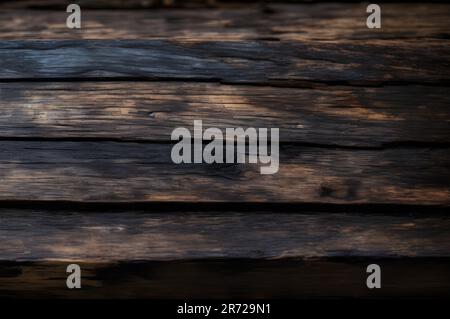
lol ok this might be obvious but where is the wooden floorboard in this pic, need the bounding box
[1,210,449,261]
[0,141,448,204]
[1,40,449,84]
[1,82,449,146]
[1,4,449,40]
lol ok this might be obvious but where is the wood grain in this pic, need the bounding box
[1,82,448,146]
[1,40,449,84]
[0,141,448,204]
[1,210,449,261]
[1,4,449,40]
[0,2,449,300]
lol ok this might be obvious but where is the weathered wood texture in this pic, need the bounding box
[1,82,449,147]
[5,0,448,9]
[0,0,450,299]
[1,4,449,40]
[1,40,449,84]
[0,0,224,9]
[1,210,449,261]
[2,259,450,298]
[0,141,448,204]
[0,2,449,299]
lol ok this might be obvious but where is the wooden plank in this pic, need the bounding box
[3,1,445,9]
[1,82,449,147]
[1,210,449,261]
[1,4,449,40]
[0,0,216,9]
[0,141,448,204]
[1,259,450,298]
[1,40,449,84]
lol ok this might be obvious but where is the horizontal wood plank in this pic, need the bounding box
[1,210,449,262]
[1,83,449,146]
[2,258,450,298]
[1,0,222,9]
[1,40,449,84]
[1,4,449,40]
[0,141,448,204]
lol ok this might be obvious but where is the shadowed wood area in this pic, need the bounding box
[0,141,449,204]
[1,82,449,146]
[1,211,449,261]
[1,259,450,298]
[1,4,449,40]
[0,1,449,298]
[1,0,224,9]
[1,40,450,84]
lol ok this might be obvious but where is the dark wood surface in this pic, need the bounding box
[0,141,449,204]
[2,258,450,298]
[1,40,449,84]
[1,4,449,40]
[1,210,449,261]
[0,2,449,298]
[1,82,449,146]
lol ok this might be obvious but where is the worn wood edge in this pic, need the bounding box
[1,82,449,146]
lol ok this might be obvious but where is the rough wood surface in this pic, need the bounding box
[1,4,449,40]
[1,259,450,298]
[1,210,449,261]
[0,3,448,299]
[1,82,449,146]
[1,0,219,9]
[1,40,449,84]
[0,141,448,204]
